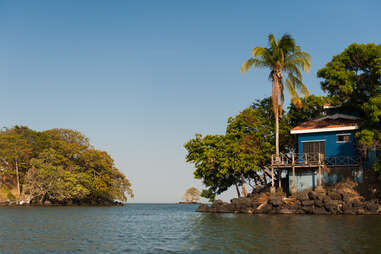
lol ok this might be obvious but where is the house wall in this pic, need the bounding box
[288,167,363,192]
[297,130,356,157]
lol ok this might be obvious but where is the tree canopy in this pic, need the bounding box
[181,187,201,203]
[318,43,381,174]
[185,97,291,200]
[0,126,133,204]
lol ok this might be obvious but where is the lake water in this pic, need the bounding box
[1,204,381,254]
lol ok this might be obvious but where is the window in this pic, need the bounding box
[337,134,351,143]
[302,141,325,155]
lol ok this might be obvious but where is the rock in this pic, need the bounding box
[343,204,356,215]
[365,201,379,212]
[211,200,223,208]
[314,199,324,208]
[356,208,366,215]
[313,207,329,215]
[196,204,210,212]
[279,208,296,214]
[256,203,272,214]
[217,203,233,213]
[0,201,9,206]
[325,200,341,214]
[328,191,342,201]
[296,191,310,201]
[302,206,314,214]
[322,196,332,204]
[302,200,314,206]
[308,191,317,200]
[352,199,364,208]
[268,196,282,207]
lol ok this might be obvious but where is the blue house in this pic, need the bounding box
[288,111,362,192]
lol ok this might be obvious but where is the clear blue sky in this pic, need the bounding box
[1,1,380,202]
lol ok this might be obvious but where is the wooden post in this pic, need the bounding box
[291,153,297,194]
[316,153,324,192]
[270,166,276,193]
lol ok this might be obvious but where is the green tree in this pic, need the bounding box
[24,149,90,204]
[0,130,32,196]
[185,98,285,200]
[317,43,381,175]
[241,33,311,159]
[317,43,381,106]
[0,126,134,204]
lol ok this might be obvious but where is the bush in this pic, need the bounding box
[7,192,16,201]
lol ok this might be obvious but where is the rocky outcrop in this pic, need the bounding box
[0,198,124,207]
[196,181,381,215]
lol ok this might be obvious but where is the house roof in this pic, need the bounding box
[290,114,361,134]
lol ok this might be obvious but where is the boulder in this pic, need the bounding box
[313,207,329,215]
[343,204,356,214]
[218,203,234,213]
[328,191,342,201]
[352,199,364,208]
[314,199,324,208]
[364,201,378,212]
[302,200,314,206]
[256,203,272,214]
[325,200,341,214]
[268,196,283,207]
[211,200,223,208]
[356,208,366,215]
[302,206,314,214]
[196,204,210,212]
[279,208,296,214]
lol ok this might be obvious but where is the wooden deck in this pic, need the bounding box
[271,153,360,169]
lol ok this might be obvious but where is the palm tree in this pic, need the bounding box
[241,33,311,159]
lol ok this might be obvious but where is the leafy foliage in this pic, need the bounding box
[182,187,201,202]
[185,98,290,200]
[0,126,133,203]
[318,43,381,175]
[318,43,381,106]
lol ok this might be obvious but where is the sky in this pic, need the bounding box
[1,1,381,203]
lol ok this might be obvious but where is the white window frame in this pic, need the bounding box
[336,133,351,143]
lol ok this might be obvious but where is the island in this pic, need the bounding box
[0,126,133,206]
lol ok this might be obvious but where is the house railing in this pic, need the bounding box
[271,153,360,168]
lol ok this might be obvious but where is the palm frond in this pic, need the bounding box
[288,73,309,97]
[241,58,269,73]
[268,34,278,51]
[251,46,266,57]
[285,79,302,108]
[278,33,296,53]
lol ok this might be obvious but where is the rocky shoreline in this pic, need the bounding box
[0,200,124,207]
[197,181,381,215]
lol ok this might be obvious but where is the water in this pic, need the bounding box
[1,204,381,254]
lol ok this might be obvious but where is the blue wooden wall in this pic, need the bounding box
[297,130,356,157]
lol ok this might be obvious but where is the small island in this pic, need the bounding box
[0,126,133,206]
[185,40,381,215]
[179,187,200,204]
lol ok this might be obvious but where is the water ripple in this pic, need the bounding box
[0,205,381,253]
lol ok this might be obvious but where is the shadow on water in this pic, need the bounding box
[0,205,381,254]
[187,213,381,254]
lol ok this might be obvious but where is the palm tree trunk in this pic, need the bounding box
[272,74,280,159]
